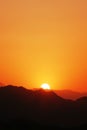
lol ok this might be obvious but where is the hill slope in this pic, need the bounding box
[0,85,87,129]
[54,90,87,100]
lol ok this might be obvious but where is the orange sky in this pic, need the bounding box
[0,0,87,92]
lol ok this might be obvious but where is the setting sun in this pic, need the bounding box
[41,83,51,90]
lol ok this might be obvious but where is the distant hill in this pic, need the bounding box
[54,90,87,100]
[0,85,87,129]
[0,82,4,86]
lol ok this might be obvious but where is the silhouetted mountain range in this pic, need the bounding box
[0,85,87,129]
[54,90,87,100]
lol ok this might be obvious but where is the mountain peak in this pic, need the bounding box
[0,85,87,128]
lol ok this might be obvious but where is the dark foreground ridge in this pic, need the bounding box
[0,85,87,130]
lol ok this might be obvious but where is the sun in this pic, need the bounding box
[41,83,50,90]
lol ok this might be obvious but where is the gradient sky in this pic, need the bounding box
[0,0,87,91]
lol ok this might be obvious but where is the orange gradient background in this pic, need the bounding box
[0,0,87,92]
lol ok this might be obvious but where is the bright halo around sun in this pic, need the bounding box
[41,83,50,90]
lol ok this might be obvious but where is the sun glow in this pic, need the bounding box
[41,83,51,90]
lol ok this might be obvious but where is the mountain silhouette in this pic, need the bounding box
[54,90,87,100]
[0,85,87,129]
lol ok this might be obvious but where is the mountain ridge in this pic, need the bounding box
[54,89,87,100]
[0,85,87,129]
